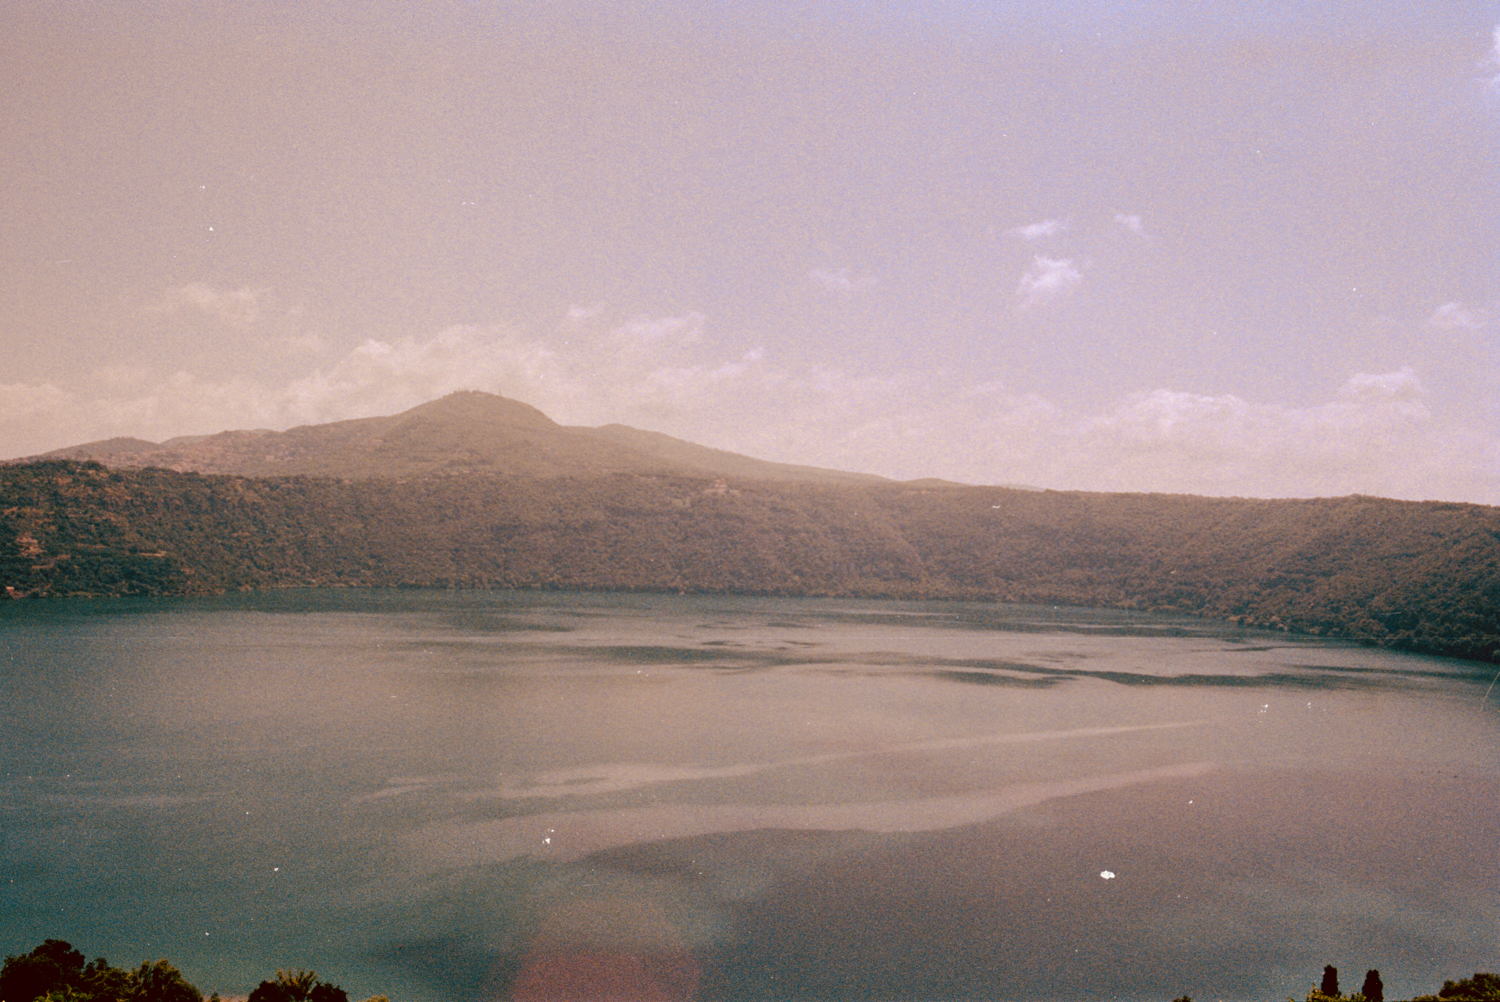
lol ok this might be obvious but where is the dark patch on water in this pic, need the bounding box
[569,644,811,672]
[369,935,506,1001]
[1073,669,1393,690]
[438,615,575,634]
[932,670,1060,688]
[928,657,1447,692]
[5,589,1496,1002]
[561,769,1500,1002]
[0,860,49,883]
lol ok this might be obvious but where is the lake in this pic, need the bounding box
[2,590,1497,1002]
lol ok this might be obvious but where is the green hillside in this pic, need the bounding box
[3,460,1497,663]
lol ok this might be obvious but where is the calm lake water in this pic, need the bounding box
[2,590,1497,1002]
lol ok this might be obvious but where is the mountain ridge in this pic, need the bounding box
[10,393,1497,665]
[29,391,896,485]
[3,456,1498,663]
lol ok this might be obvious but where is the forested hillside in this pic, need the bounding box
[3,460,1497,662]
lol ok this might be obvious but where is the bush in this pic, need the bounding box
[246,970,347,1002]
[1438,973,1500,1000]
[1,943,379,1002]
[129,961,202,1002]
[0,941,87,1002]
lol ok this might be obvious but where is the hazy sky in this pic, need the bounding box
[4,2,1499,501]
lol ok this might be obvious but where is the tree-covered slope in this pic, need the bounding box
[3,460,1497,662]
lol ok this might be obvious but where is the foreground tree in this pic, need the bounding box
[246,970,348,1002]
[1362,969,1384,1002]
[0,940,87,1002]
[80,957,134,1002]
[1,941,387,1002]
[130,960,203,1002]
[1,946,203,1002]
[1323,966,1341,998]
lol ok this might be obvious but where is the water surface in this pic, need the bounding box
[2,590,1496,1001]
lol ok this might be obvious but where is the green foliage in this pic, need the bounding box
[79,958,132,1002]
[4,461,1499,663]
[0,942,376,1002]
[127,961,201,1002]
[246,970,347,1002]
[1,940,87,1002]
[1437,973,1500,999]
[0,937,1489,1002]
[0,946,199,1002]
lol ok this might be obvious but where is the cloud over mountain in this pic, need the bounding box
[5,312,1495,505]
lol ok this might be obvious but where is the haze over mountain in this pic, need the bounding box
[33,392,891,485]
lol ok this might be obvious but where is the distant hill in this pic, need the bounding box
[32,391,892,485]
[3,458,1498,663]
[9,392,1499,663]
[571,423,888,485]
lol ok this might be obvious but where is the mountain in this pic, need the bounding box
[33,392,890,484]
[570,423,888,485]
[8,393,1498,664]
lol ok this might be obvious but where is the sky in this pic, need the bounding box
[3,1,1499,502]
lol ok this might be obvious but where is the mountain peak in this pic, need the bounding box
[28,391,889,485]
[402,391,558,431]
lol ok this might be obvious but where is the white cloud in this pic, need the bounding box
[1425,301,1491,331]
[1065,368,1464,497]
[810,264,876,291]
[565,302,606,322]
[3,324,1497,506]
[0,381,74,419]
[606,312,705,352]
[1016,256,1083,308]
[1480,24,1500,91]
[1339,366,1425,405]
[275,328,557,425]
[0,373,280,454]
[809,267,879,293]
[151,282,268,327]
[1007,219,1067,240]
[677,364,1495,503]
[1113,213,1143,234]
[0,316,724,456]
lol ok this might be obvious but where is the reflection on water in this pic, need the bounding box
[424,761,1217,866]
[503,894,701,1002]
[1,590,1497,1002]
[487,722,1205,802]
